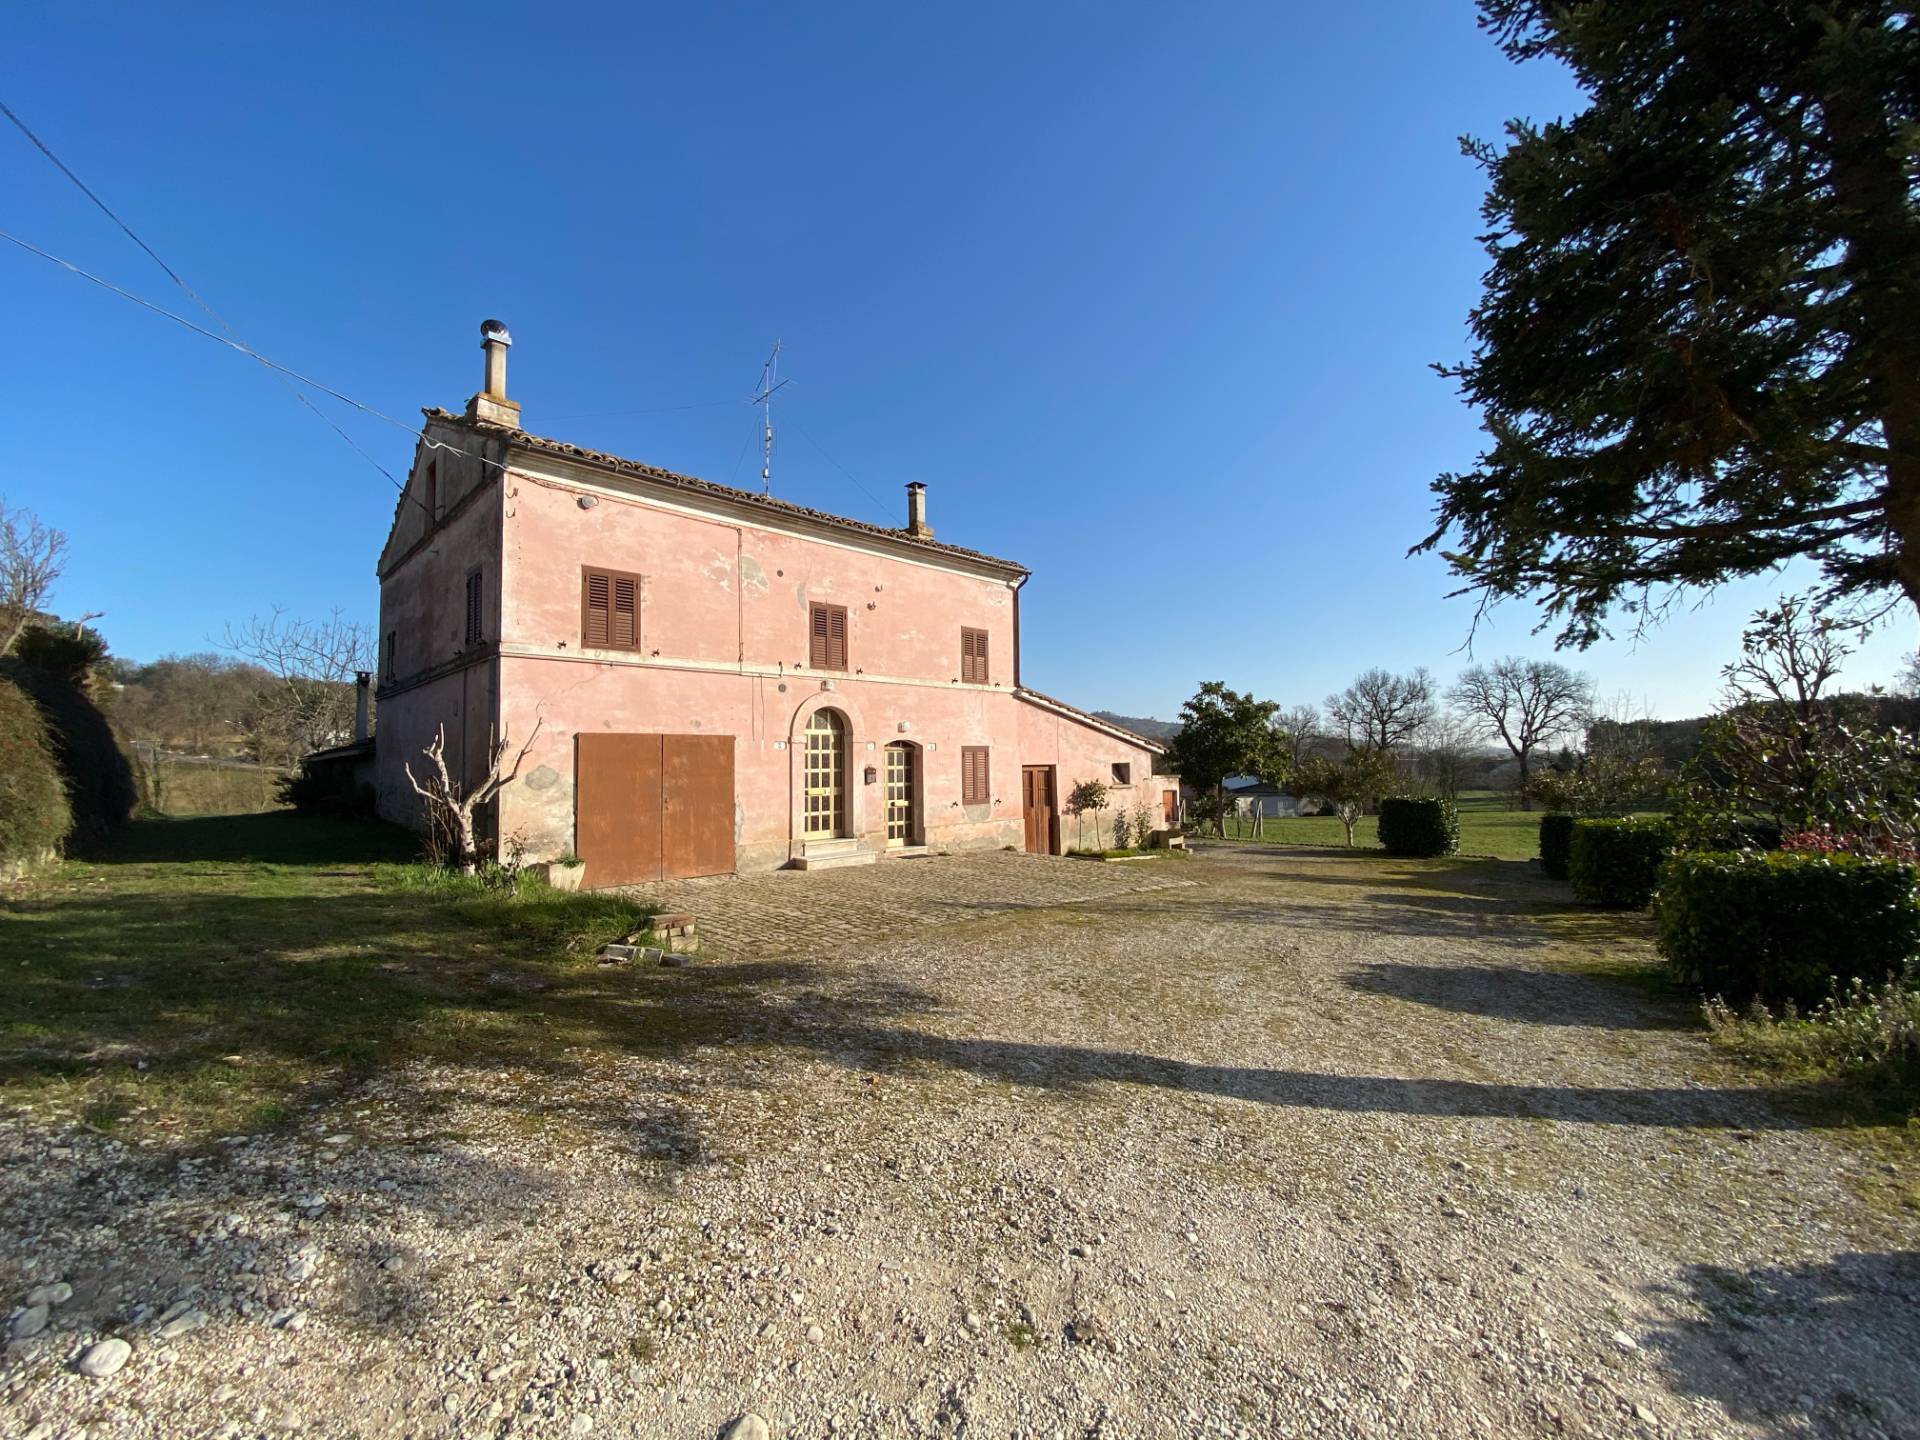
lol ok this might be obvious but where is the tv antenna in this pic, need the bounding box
[751,341,789,495]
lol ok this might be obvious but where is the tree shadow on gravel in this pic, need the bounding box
[1644,1251,1920,1438]
[1343,961,1692,1031]
[795,1024,1826,1130]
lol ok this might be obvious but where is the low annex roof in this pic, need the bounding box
[1016,686,1167,754]
[422,409,1030,577]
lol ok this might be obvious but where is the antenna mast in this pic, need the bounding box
[751,341,789,495]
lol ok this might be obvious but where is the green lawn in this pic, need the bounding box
[0,813,655,1141]
[1214,791,1555,860]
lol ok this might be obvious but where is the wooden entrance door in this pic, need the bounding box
[883,742,917,846]
[1021,765,1056,855]
[802,709,848,838]
[1163,788,1178,824]
[576,733,735,886]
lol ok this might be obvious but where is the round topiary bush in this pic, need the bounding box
[1538,813,1575,880]
[1377,796,1460,857]
[1654,849,1920,1006]
[0,672,71,871]
[1568,817,1673,908]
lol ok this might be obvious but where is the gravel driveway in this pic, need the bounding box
[5,845,1917,1439]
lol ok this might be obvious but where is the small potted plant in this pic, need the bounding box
[543,853,586,891]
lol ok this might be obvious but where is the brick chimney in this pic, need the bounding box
[466,318,521,427]
[905,482,933,540]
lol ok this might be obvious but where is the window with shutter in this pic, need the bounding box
[581,566,642,651]
[464,569,483,646]
[961,746,990,806]
[810,603,848,670]
[611,575,638,648]
[383,630,396,683]
[961,627,988,683]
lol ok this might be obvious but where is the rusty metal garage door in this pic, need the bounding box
[575,733,735,887]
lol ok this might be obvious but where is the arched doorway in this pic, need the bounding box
[802,708,849,838]
[883,741,920,847]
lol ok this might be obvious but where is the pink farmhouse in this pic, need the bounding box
[372,322,1174,884]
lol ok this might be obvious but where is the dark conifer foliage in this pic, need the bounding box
[1423,2,1920,645]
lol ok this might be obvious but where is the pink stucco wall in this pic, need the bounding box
[372,435,503,825]
[499,470,1017,683]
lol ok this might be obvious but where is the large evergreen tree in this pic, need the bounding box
[1422,2,1920,645]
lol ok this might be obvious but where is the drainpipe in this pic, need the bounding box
[1011,575,1027,689]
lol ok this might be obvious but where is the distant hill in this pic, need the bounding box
[1093,711,1181,742]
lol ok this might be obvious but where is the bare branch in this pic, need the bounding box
[0,499,67,657]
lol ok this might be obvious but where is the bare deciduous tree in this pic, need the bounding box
[1412,713,1482,799]
[220,608,373,764]
[1450,657,1593,809]
[405,719,542,873]
[0,500,67,658]
[1273,704,1322,771]
[1325,668,1435,755]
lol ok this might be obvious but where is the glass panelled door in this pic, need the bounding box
[803,709,848,838]
[884,742,917,846]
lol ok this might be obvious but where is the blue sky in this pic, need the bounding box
[3,2,1909,721]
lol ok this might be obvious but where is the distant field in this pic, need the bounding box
[133,755,288,816]
[1216,791,1550,861]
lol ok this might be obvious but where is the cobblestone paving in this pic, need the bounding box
[635,849,1195,959]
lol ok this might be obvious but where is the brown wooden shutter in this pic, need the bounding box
[962,746,989,805]
[611,576,639,649]
[582,566,642,651]
[810,603,848,670]
[464,570,483,646]
[961,627,988,683]
[809,604,829,668]
[584,571,611,648]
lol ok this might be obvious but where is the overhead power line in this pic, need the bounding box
[1,99,412,498]
[0,228,509,490]
[3,103,905,536]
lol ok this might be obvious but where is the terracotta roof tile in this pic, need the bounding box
[423,409,1029,575]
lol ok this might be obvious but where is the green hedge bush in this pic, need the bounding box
[0,659,134,850]
[0,673,72,868]
[1655,850,1920,1007]
[1568,817,1673,908]
[1538,813,1575,880]
[1377,796,1460,857]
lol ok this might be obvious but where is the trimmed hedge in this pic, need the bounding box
[0,672,71,868]
[1568,817,1673,908]
[1539,813,1575,880]
[0,659,134,851]
[1654,850,1920,1007]
[1377,796,1460,857]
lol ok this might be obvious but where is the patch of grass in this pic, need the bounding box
[1209,791,1666,862]
[1065,847,1156,861]
[372,862,655,955]
[0,813,670,1142]
[1703,980,1920,1124]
